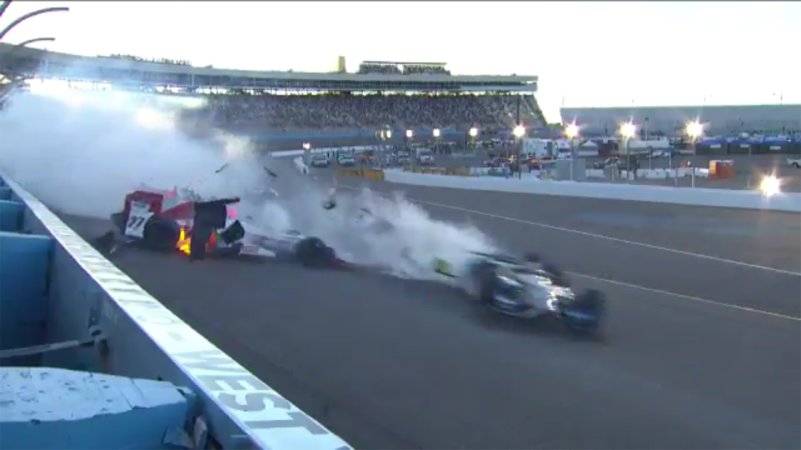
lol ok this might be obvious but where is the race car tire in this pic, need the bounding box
[561,289,605,335]
[141,215,181,252]
[474,262,501,305]
[543,263,570,287]
[524,252,570,287]
[295,237,337,268]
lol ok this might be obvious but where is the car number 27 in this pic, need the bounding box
[125,201,154,238]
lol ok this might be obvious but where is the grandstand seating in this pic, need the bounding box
[185,93,544,132]
[0,43,547,136]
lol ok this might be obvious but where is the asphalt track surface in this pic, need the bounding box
[58,165,800,450]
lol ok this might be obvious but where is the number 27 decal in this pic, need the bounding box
[127,216,147,229]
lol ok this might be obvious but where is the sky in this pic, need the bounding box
[2,1,799,123]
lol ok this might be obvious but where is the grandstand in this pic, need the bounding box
[358,60,451,75]
[0,43,548,148]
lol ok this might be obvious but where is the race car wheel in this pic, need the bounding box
[474,262,501,305]
[543,263,570,287]
[561,289,606,335]
[295,237,336,268]
[141,215,181,252]
[524,252,570,287]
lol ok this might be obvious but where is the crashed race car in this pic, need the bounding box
[94,187,346,268]
[433,251,606,334]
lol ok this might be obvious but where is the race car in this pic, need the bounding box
[433,251,606,334]
[95,187,346,268]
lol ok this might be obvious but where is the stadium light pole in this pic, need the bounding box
[377,127,392,167]
[385,128,392,166]
[302,141,311,165]
[0,6,69,41]
[406,129,415,170]
[469,127,478,154]
[685,119,703,154]
[619,121,636,181]
[513,124,525,160]
[565,121,579,181]
[685,119,703,188]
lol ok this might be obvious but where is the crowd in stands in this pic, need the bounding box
[107,54,191,66]
[189,93,542,131]
[357,63,452,76]
[402,65,451,75]
[358,64,401,75]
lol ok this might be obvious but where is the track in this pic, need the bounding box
[57,170,800,449]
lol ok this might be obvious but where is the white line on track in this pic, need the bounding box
[339,184,801,277]
[568,271,800,322]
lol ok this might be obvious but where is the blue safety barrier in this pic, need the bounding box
[0,232,52,366]
[0,367,196,450]
[0,200,23,231]
[0,173,351,450]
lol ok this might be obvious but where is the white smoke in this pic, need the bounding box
[0,82,266,218]
[246,185,498,280]
[338,189,497,279]
[0,81,499,280]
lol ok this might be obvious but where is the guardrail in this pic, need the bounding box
[382,169,801,212]
[0,174,351,450]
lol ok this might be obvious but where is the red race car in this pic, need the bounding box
[96,187,346,268]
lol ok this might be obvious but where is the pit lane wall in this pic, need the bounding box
[339,168,800,212]
[0,174,351,450]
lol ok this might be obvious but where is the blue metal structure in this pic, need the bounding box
[0,174,351,450]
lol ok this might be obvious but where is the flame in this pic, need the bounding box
[176,227,217,256]
[177,228,192,255]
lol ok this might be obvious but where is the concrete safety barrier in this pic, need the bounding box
[383,169,801,212]
[585,168,710,180]
[273,145,374,158]
[0,174,351,450]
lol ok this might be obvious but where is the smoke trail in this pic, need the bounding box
[247,183,499,280]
